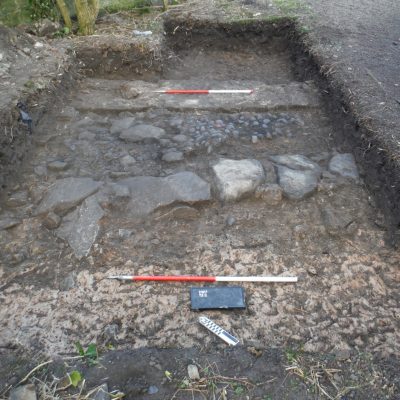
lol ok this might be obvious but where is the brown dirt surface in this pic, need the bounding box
[0,1,400,400]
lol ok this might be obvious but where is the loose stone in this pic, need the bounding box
[270,154,321,174]
[213,159,265,201]
[162,151,184,162]
[329,153,359,180]
[277,166,319,200]
[48,160,69,171]
[56,194,104,259]
[35,177,102,215]
[43,211,61,229]
[117,172,211,216]
[110,117,135,134]
[172,134,188,143]
[120,124,165,143]
[188,364,200,380]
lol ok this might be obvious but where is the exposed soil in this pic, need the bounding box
[0,5,399,400]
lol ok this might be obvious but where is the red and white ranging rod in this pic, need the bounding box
[154,89,253,95]
[108,275,297,283]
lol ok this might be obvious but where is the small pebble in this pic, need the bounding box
[226,215,236,226]
[148,386,159,395]
[188,364,200,380]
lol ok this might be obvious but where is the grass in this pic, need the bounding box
[0,0,31,26]
[272,0,306,15]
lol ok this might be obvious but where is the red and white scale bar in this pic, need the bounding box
[154,89,253,94]
[108,275,297,283]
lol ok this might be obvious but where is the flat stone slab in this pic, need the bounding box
[119,124,166,143]
[270,154,322,175]
[72,79,321,113]
[329,153,359,180]
[162,150,184,162]
[35,177,102,215]
[277,166,319,200]
[56,194,104,259]
[213,159,265,201]
[117,171,211,216]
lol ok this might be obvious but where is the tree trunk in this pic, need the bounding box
[162,0,168,11]
[55,0,72,30]
[75,0,99,35]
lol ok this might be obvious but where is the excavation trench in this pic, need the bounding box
[0,20,399,397]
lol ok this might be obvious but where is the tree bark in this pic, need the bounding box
[75,0,99,35]
[55,0,72,30]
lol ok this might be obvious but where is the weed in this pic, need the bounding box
[75,342,98,366]
[53,26,70,37]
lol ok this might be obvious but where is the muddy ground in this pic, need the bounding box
[0,2,400,400]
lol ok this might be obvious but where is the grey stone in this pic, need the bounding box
[226,215,236,226]
[36,177,102,215]
[9,384,37,400]
[255,184,283,205]
[270,154,322,175]
[34,165,47,176]
[162,151,184,162]
[60,272,76,291]
[6,191,28,207]
[172,134,188,143]
[329,153,359,180]
[58,106,79,121]
[47,160,69,171]
[0,217,20,230]
[212,159,265,201]
[119,83,140,99]
[56,195,104,259]
[118,172,211,216]
[148,386,159,395]
[159,138,171,146]
[110,117,136,134]
[78,131,96,141]
[92,384,110,400]
[260,160,277,183]
[120,124,165,143]
[43,211,61,229]
[36,18,60,37]
[118,229,133,239]
[120,155,136,167]
[277,166,319,200]
[188,364,200,380]
[251,135,258,144]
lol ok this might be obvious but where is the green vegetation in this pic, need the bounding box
[102,0,152,14]
[272,0,304,15]
[75,341,99,366]
[0,0,32,26]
